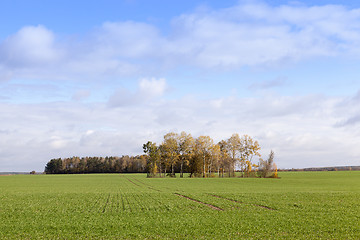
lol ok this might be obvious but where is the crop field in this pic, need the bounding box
[1,172,360,239]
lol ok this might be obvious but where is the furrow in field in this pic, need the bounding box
[209,194,276,211]
[128,193,144,212]
[115,192,120,213]
[86,194,103,213]
[132,193,147,211]
[132,179,162,192]
[118,187,132,212]
[101,193,111,213]
[144,193,162,212]
[120,192,125,211]
[174,193,224,211]
[145,192,171,211]
[110,192,120,213]
[133,177,177,192]
[124,193,132,212]
[125,178,142,188]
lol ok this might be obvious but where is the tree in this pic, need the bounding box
[227,134,240,177]
[239,135,261,177]
[259,150,276,178]
[195,136,214,178]
[44,158,63,174]
[217,140,230,177]
[143,141,160,177]
[162,132,180,177]
[209,143,220,177]
[178,132,194,178]
[78,158,86,173]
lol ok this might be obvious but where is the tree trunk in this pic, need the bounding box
[180,160,184,178]
[208,163,212,177]
[158,162,162,178]
[233,162,236,177]
[203,154,206,178]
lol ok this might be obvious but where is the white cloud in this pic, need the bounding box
[108,77,167,107]
[49,136,68,150]
[139,78,167,97]
[1,2,360,81]
[1,90,360,172]
[334,91,360,127]
[0,25,63,67]
[167,2,360,68]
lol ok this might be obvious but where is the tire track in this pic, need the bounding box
[209,194,276,210]
[132,179,171,211]
[132,178,163,192]
[101,193,111,213]
[174,193,223,211]
[86,194,102,213]
[123,194,132,212]
[114,192,120,213]
[126,178,142,187]
[120,193,125,211]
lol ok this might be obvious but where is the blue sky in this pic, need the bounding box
[1,0,360,171]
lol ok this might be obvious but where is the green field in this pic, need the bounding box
[1,172,360,239]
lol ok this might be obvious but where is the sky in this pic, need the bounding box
[1,0,360,172]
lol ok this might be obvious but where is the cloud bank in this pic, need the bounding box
[1,90,360,171]
[1,2,360,81]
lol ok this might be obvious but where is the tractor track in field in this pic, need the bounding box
[126,177,162,192]
[120,193,125,211]
[86,194,103,213]
[174,193,224,211]
[126,178,142,187]
[115,193,121,212]
[209,194,276,211]
[132,179,163,192]
[124,194,132,212]
[124,177,170,211]
[101,193,111,213]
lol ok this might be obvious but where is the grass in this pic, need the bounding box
[0,171,360,239]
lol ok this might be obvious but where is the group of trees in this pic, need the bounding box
[143,132,277,178]
[44,155,147,174]
[43,132,277,178]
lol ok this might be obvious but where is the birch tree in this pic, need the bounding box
[218,140,230,177]
[178,131,194,178]
[239,135,261,177]
[143,141,160,177]
[227,133,240,177]
[195,136,214,178]
[162,132,180,177]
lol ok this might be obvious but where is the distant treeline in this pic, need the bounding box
[280,166,360,172]
[44,131,278,178]
[44,156,148,174]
